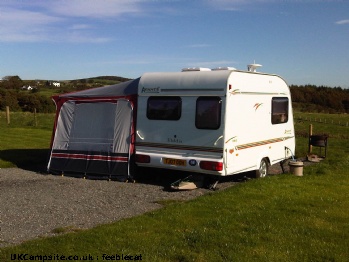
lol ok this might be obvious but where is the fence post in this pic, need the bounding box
[309,124,313,153]
[34,108,38,127]
[6,106,10,125]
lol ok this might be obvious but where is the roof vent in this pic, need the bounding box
[181,67,211,72]
[247,63,262,72]
[212,67,236,71]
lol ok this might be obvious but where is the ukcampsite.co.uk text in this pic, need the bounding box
[10,253,143,261]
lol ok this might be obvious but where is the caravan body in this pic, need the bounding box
[135,69,295,177]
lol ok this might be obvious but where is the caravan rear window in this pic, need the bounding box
[272,97,289,124]
[196,97,222,129]
[147,96,182,120]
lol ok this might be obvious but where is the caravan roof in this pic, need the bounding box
[138,70,287,97]
[139,71,233,96]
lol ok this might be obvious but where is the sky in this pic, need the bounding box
[0,0,348,88]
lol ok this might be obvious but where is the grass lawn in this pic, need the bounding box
[0,111,348,261]
[0,112,54,169]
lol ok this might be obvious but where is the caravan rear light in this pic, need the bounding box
[199,161,223,171]
[135,154,151,163]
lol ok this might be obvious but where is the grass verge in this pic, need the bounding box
[0,112,53,169]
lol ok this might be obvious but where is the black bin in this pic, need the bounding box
[309,135,328,158]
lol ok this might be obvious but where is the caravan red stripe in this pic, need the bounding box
[51,153,128,162]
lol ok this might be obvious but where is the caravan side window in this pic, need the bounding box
[196,97,222,129]
[147,96,182,120]
[272,97,289,124]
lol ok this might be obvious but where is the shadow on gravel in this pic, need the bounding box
[0,149,50,173]
[0,148,286,190]
[133,166,253,191]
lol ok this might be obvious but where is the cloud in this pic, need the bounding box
[69,24,92,30]
[0,7,62,42]
[45,0,143,19]
[0,0,146,43]
[204,0,270,11]
[336,19,349,25]
[0,9,104,43]
[205,0,338,11]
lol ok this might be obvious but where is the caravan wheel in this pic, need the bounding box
[255,158,269,178]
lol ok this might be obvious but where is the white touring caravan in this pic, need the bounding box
[135,65,295,178]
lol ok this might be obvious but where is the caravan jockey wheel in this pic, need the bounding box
[255,158,269,178]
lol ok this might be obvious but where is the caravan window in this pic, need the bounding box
[147,96,182,120]
[196,97,222,129]
[272,97,289,124]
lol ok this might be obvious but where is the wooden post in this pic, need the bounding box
[6,106,10,125]
[34,108,38,127]
[309,124,313,153]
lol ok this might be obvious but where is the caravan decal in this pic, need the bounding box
[236,136,294,150]
[253,103,263,111]
[167,136,183,143]
[231,91,285,96]
[136,142,223,153]
[229,89,240,96]
[225,136,237,144]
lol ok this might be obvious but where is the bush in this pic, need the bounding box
[0,89,55,113]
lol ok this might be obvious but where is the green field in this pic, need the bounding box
[0,111,349,261]
[0,112,54,169]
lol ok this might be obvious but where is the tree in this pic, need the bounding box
[17,93,40,112]
[290,84,349,113]
[0,89,21,111]
[0,75,23,89]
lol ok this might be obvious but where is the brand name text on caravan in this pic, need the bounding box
[141,87,160,93]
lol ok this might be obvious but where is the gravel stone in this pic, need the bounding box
[0,163,288,247]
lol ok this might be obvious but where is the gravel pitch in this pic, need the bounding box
[0,163,287,247]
